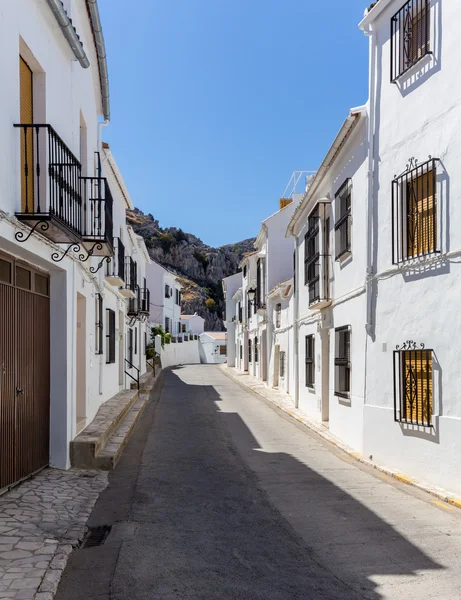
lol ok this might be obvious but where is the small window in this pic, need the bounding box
[165,285,170,298]
[334,179,352,261]
[240,345,243,359]
[305,335,315,388]
[305,207,321,305]
[0,258,12,284]
[219,345,226,356]
[275,303,281,328]
[238,303,243,323]
[254,337,258,363]
[127,327,133,364]
[243,265,247,277]
[335,326,351,399]
[134,327,138,355]
[144,332,147,355]
[392,159,438,263]
[394,342,433,427]
[34,273,49,296]
[182,323,186,332]
[280,351,286,378]
[16,266,31,290]
[106,309,116,364]
[95,294,103,355]
[165,317,170,333]
[248,339,252,363]
[391,0,431,82]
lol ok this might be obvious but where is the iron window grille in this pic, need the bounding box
[280,351,286,378]
[305,206,320,304]
[144,332,147,355]
[305,335,315,388]
[335,326,351,399]
[219,345,226,356]
[254,337,259,363]
[248,339,252,363]
[165,317,171,333]
[240,345,243,359]
[127,328,133,365]
[391,0,431,83]
[334,179,352,261]
[134,327,138,355]
[256,259,266,309]
[95,293,103,355]
[238,303,243,323]
[105,308,116,364]
[393,341,433,427]
[275,303,282,328]
[392,157,439,264]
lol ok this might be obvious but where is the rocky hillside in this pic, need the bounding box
[127,208,254,330]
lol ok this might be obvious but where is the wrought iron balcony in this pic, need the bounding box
[120,257,137,298]
[14,123,115,261]
[105,237,125,286]
[138,287,150,315]
[81,177,114,256]
[15,124,83,243]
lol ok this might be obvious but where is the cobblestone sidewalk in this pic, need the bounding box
[0,469,107,600]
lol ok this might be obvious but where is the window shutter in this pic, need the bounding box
[403,350,432,424]
[407,170,435,258]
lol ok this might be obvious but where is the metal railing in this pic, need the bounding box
[106,237,125,281]
[124,358,139,390]
[391,0,431,82]
[15,124,83,235]
[138,288,150,315]
[81,177,114,247]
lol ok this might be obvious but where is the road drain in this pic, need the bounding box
[82,525,112,549]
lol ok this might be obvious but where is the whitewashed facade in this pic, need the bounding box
[199,332,227,364]
[146,262,182,336]
[181,314,205,335]
[0,0,150,485]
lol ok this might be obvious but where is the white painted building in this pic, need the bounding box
[222,272,242,368]
[0,0,150,488]
[287,107,368,450]
[199,332,227,364]
[181,314,205,335]
[146,261,182,336]
[267,278,295,395]
[357,0,461,494]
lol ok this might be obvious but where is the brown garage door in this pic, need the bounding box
[0,253,50,490]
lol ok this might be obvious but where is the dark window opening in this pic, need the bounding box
[305,335,315,388]
[335,326,351,399]
[394,343,433,427]
[106,309,116,364]
[335,179,352,261]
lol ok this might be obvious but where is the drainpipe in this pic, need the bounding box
[364,24,377,336]
[293,238,300,409]
[87,0,111,121]
[97,120,109,155]
[45,0,90,68]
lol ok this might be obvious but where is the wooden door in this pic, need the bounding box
[19,57,34,212]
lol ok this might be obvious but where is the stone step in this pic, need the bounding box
[94,392,149,469]
[70,388,139,468]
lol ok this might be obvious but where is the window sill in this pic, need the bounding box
[335,391,350,401]
[336,249,351,264]
[392,52,433,85]
[308,298,331,311]
[394,249,440,266]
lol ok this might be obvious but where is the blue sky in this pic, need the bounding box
[99,0,369,247]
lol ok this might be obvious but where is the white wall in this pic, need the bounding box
[161,339,201,369]
[199,334,227,364]
[181,315,205,335]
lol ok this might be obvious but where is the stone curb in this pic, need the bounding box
[219,365,461,511]
[35,543,73,599]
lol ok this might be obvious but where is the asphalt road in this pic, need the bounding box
[56,365,461,600]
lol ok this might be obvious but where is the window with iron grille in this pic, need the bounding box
[240,345,243,359]
[305,335,315,388]
[238,303,243,323]
[247,296,252,320]
[134,327,138,354]
[275,303,281,328]
[165,284,170,298]
[144,332,147,355]
[219,345,226,356]
[248,338,252,363]
[393,341,433,427]
[127,328,133,365]
[95,294,103,355]
[256,259,266,309]
[105,309,115,364]
[334,179,351,261]
[254,337,258,363]
[305,206,320,304]
[391,0,431,82]
[280,351,286,378]
[335,326,351,399]
[165,316,170,333]
[392,158,438,264]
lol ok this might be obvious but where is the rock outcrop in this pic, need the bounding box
[127,209,254,330]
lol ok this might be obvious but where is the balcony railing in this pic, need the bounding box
[81,177,114,255]
[120,257,137,298]
[14,123,114,255]
[106,237,125,286]
[15,124,83,242]
[138,288,150,315]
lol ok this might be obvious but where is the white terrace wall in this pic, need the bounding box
[161,340,201,369]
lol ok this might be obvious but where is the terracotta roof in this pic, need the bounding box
[203,332,227,341]
[181,315,203,320]
[102,141,109,149]
[368,0,380,10]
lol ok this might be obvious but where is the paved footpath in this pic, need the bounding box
[57,365,461,600]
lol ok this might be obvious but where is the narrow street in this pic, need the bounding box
[57,365,461,600]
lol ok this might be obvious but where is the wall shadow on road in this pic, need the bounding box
[169,367,444,600]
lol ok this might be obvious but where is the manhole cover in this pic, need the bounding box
[81,525,112,549]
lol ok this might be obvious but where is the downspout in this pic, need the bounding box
[364,24,376,336]
[293,238,300,409]
[87,0,111,121]
[46,0,90,68]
